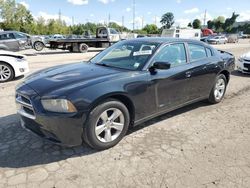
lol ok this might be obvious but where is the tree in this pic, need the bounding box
[187,22,192,27]
[214,16,225,33]
[142,24,159,34]
[160,12,174,29]
[223,12,239,32]
[207,20,214,29]
[192,19,201,29]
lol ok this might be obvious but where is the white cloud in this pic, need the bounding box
[226,7,232,11]
[67,0,88,5]
[126,8,131,12]
[37,11,72,25]
[237,11,250,22]
[176,0,181,3]
[147,11,152,15]
[174,18,190,27]
[19,1,29,9]
[98,0,115,4]
[90,14,95,17]
[184,8,199,14]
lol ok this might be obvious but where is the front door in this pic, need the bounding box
[149,43,194,110]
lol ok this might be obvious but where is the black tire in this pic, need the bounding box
[208,74,227,104]
[83,99,130,150]
[0,62,14,83]
[33,41,45,51]
[78,43,88,53]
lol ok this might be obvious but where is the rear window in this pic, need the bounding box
[188,44,207,61]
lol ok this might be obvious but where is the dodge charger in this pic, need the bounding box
[16,38,235,150]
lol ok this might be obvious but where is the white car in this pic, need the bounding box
[237,52,250,74]
[0,50,29,82]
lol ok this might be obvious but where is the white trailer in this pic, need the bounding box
[161,28,201,40]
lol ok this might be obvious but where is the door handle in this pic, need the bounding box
[185,71,192,78]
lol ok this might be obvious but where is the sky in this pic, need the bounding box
[16,0,250,29]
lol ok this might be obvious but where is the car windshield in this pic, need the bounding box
[90,41,160,70]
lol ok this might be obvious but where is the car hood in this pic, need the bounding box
[241,52,250,60]
[0,50,26,59]
[23,62,128,96]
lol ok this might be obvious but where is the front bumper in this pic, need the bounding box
[236,60,250,74]
[13,60,30,77]
[16,84,86,146]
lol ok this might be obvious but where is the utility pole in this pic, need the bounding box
[142,16,144,29]
[122,16,124,30]
[58,9,62,22]
[133,0,135,31]
[108,13,111,26]
[203,9,207,27]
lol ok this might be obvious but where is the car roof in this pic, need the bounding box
[127,37,207,46]
[0,30,23,34]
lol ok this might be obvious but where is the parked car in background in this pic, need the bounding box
[227,34,239,43]
[16,38,235,150]
[0,50,29,82]
[0,31,32,51]
[207,35,228,44]
[0,31,47,52]
[237,51,250,74]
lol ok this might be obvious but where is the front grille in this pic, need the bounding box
[244,63,250,70]
[16,93,36,119]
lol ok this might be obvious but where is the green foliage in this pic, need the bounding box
[160,12,174,29]
[187,22,192,27]
[192,19,201,29]
[206,13,239,33]
[142,24,159,34]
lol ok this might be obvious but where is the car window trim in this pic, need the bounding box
[143,42,188,71]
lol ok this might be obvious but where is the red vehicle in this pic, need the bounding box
[202,29,215,36]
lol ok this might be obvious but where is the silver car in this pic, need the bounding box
[0,31,32,51]
[207,36,228,44]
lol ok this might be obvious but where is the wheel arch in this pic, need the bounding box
[89,92,135,127]
[218,70,230,83]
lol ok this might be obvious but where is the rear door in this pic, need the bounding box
[0,33,20,51]
[186,43,217,99]
[149,43,194,110]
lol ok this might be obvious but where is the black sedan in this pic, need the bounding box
[16,38,235,150]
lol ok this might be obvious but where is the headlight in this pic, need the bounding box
[41,99,77,113]
[16,58,26,62]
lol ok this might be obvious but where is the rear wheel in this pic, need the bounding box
[0,63,14,82]
[83,99,130,150]
[78,43,88,53]
[208,74,227,104]
[33,41,45,51]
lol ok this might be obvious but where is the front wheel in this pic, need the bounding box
[83,99,130,150]
[208,74,227,104]
[0,63,14,82]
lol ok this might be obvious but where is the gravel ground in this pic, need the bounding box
[0,40,250,188]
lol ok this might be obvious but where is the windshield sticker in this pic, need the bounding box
[134,63,140,68]
[133,50,152,56]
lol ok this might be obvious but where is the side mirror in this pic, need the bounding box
[149,62,171,74]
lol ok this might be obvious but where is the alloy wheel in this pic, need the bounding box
[95,108,125,143]
[0,64,11,81]
[214,78,226,100]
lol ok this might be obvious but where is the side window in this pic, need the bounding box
[14,32,27,39]
[188,44,207,61]
[0,33,15,40]
[206,48,213,57]
[153,43,187,67]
